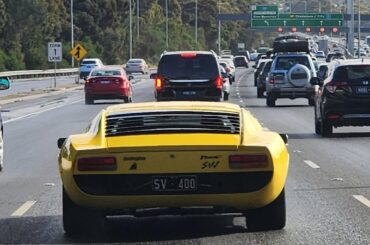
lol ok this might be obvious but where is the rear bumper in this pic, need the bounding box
[85,91,128,99]
[267,87,315,99]
[323,101,370,127]
[156,88,222,101]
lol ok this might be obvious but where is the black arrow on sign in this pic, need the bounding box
[74,46,81,59]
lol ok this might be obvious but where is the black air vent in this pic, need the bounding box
[105,111,240,136]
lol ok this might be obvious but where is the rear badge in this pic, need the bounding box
[129,163,138,170]
[363,81,369,85]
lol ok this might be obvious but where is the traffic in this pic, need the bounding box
[0,2,370,244]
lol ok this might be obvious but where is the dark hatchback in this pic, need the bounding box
[314,60,370,137]
[152,51,223,101]
[257,60,272,98]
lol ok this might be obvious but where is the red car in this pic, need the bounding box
[84,67,133,104]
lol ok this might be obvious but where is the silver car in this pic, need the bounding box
[125,59,149,74]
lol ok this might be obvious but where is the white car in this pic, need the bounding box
[219,66,230,101]
[80,58,104,79]
[219,59,235,83]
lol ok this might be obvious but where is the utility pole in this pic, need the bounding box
[218,0,221,54]
[137,0,139,40]
[347,0,354,55]
[358,0,360,58]
[71,0,74,67]
[129,0,132,59]
[195,0,198,46]
[166,0,169,49]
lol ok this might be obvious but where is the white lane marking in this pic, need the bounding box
[304,160,320,169]
[4,99,83,124]
[239,100,243,103]
[11,201,36,217]
[353,195,370,208]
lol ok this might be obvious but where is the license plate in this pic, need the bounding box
[183,91,197,95]
[152,175,197,191]
[100,80,110,84]
[356,87,369,93]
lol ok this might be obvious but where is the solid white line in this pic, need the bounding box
[304,160,320,169]
[11,201,36,217]
[4,99,83,124]
[353,195,370,208]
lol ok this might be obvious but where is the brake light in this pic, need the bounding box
[77,157,117,171]
[269,77,275,84]
[215,75,223,89]
[181,52,197,58]
[155,77,163,90]
[114,78,124,85]
[229,154,268,169]
[326,81,348,93]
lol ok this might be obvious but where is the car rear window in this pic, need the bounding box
[275,56,310,70]
[262,61,272,75]
[128,59,143,64]
[81,60,97,65]
[158,54,218,79]
[333,65,370,83]
[91,70,121,76]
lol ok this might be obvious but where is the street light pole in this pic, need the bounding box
[129,0,132,59]
[166,0,169,49]
[358,0,360,58]
[218,0,221,54]
[71,0,74,67]
[195,0,198,46]
[137,0,139,40]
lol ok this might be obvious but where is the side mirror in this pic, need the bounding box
[0,77,10,90]
[221,72,228,79]
[279,134,288,145]
[310,77,322,86]
[128,75,134,81]
[150,73,158,79]
[57,138,66,149]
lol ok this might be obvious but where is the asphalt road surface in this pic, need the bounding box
[0,68,369,244]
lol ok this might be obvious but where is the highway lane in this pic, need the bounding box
[0,68,369,244]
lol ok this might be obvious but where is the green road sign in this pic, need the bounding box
[251,5,278,19]
[251,19,343,27]
[278,13,343,20]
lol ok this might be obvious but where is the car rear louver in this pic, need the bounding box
[105,111,240,136]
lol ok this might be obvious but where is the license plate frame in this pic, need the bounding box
[152,175,197,192]
[100,80,111,84]
[182,91,197,96]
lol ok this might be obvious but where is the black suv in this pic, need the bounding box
[313,60,370,137]
[151,51,224,101]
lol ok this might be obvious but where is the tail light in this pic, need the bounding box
[77,157,117,171]
[269,77,275,84]
[155,77,163,90]
[215,75,223,89]
[229,154,268,169]
[326,80,348,93]
[327,114,340,120]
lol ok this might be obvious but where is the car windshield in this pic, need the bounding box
[91,70,121,76]
[333,65,370,83]
[158,54,218,79]
[275,56,310,70]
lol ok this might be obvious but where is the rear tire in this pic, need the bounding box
[223,92,229,101]
[123,96,130,103]
[266,96,276,107]
[246,188,286,231]
[308,98,315,106]
[63,188,106,235]
[320,119,332,137]
[257,88,264,98]
[315,120,321,135]
[85,96,93,105]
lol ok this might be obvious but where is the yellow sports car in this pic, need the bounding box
[58,101,289,234]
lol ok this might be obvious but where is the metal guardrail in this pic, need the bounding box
[0,68,79,80]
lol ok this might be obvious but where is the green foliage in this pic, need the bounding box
[0,0,264,70]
